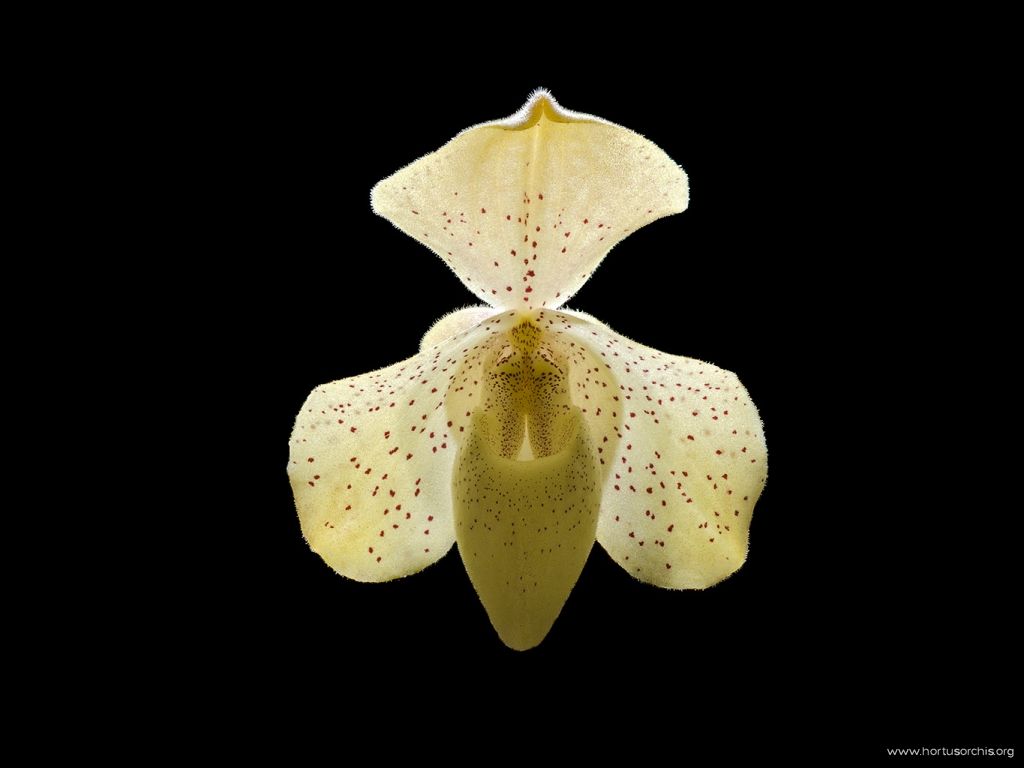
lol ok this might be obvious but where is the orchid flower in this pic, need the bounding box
[288,90,767,650]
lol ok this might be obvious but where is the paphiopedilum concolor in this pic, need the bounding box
[289,90,767,650]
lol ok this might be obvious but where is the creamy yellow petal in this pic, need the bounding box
[288,311,519,581]
[539,310,768,589]
[371,89,688,310]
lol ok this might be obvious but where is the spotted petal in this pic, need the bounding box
[288,311,519,581]
[548,311,768,588]
[371,89,688,311]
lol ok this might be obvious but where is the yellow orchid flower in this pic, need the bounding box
[288,90,767,650]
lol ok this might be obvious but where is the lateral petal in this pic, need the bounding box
[547,311,768,589]
[288,311,518,581]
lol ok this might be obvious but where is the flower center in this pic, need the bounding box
[479,319,576,461]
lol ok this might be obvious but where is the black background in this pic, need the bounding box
[167,41,1014,758]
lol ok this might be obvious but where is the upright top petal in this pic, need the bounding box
[371,89,689,310]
